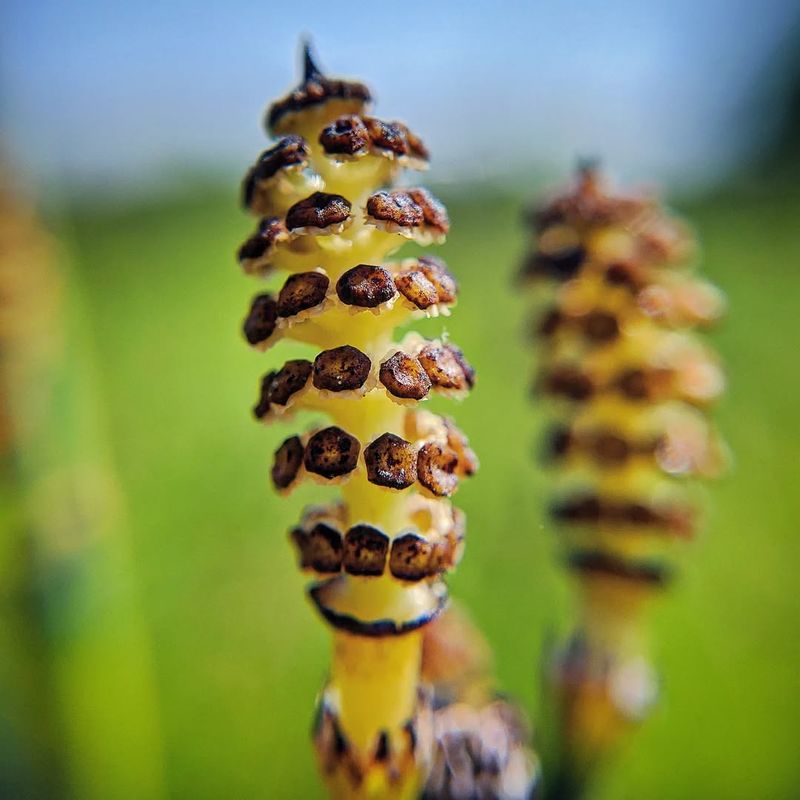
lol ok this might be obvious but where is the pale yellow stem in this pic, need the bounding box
[330,631,422,753]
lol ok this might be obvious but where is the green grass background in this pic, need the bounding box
[40,176,800,799]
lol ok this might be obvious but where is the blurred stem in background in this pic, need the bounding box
[1,166,65,798]
[0,165,167,800]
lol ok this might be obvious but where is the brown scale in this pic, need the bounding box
[272,435,304,489]
[242,258,459,344]
[313,346,372,392]
[319,114,429,165]
[379,352,432,400]
[277,271,329,316]
[237,217,289,273]
[289,504,465,582]
[243,135,310,214]
[363,433,418,489]
[417,443,460,498]
[319,115,371,155]
[366,190,424,228]
[286,191,352,232]
[343,526,390,576]
[394,269,440,309]
[304,426,361,479]
[336,265,397,307]
[270,420,475,496]
[253,336,474,421]
[417,343,475,392]
[243,293,279,345]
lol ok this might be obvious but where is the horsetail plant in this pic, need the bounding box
[420,606,540,799]
[519,164,727,796]
[237,46,478,796]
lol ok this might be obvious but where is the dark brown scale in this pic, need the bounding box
[552,496,693,534]
[591,432,631,464]
[379,352,432,400]
[277,271,330,317]
[417,443,459,497]
[543,425,573,461]
[364,433,418,489]
[534,244,587,280]
[443,419,479,476]
[541,366,594,401]
[390,533,434,581]
[307,523,344,573]
[313,345,371,392]
[537,308,563,338]
[253,371,276,419]
[568,550,669,585]
[374,731,390,762]
[289,527,311,569]
[272,435,304,489]
[336,264,397,307]
[446,344,475,388]
[286,191,351,231]
[616,501,669,527]
[550,495,602,523]
[343,525,390,576]
[319,115,370,155]
[394,269,439,309]
[533,184,648,231]
[238,217,288,263]
[242,135,309,209]
[407,189,449,236]
[400,124,430,162]
[418,255,457,303]
[243,293,278,345]
[418,344,472,392]
[582,310,620,343]
[267,359,313,405]
[604,262,641,291]
[366,190,424,228]
[363,116,410,156]
[429,535,458,574]
[617,368,651,400]
[304,427,360,478]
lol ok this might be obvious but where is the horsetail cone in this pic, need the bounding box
[237,46,477,795]
[520,165,727,766]
[420,607,541,800]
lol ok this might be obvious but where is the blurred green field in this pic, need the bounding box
[47,176,800,799]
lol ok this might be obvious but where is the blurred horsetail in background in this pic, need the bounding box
[520,166,727,798]
[0,165,166,800]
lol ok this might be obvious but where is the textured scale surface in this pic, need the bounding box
[236,48,477,797]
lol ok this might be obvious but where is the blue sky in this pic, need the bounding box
[2,0,798,192]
